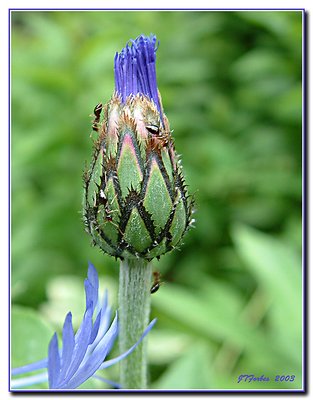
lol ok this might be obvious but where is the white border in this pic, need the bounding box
[1,2,309,399]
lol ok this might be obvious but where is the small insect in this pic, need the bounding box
[104,203,114,222]
[150,271,162,294]
[146,124,160,135]
[97,191,122,233]
[98,190,114,222]
[92,103,103,132]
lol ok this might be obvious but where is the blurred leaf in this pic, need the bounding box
[152,280,293,370]
[274,83,302,123]
[39,275,85,329]
[12,306,54,368]
[231,49,293,82]
[11,306,54,389]
[39,273,118,329]
[232,224,302,367]
[148,330,192,365]
[239,11,302,56]
[153,342,212,389]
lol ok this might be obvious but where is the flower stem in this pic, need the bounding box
[118,258,152,389]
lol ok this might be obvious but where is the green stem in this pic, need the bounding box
[118,258,152,389]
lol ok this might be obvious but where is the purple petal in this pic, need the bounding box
[85,262,99,314]
[114,34,162,118]
[58,306,93,388]
[88,307,111,355]
[48,333,60,389]
[64,313,118,389]
[60,312,74,377]
[97,291,111,336]
[84,279,95,312]
[98,318,157,370]
[12,358,48,376]
[89,310,101,345]
[87,262,99,294]
[11,372,49,389]
[95,287,108,316]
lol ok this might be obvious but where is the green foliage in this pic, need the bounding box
[11,307,54,389]
[11,10,302,389]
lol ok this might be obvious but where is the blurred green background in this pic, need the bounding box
[11,10,303,390]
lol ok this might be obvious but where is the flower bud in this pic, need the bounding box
[83,35,194,260]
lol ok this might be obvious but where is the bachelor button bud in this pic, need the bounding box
[83,34,194,260]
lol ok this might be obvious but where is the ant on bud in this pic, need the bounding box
[146,124,172,148]
[99,189,115,222]
[146,124,160,135]
[150,271,162,294]
[92,103,103,132]
[97,190,124,235]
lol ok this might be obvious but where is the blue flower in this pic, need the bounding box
[11,263,156,390]
[114,34,162,117]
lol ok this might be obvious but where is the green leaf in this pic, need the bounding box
[232,224,302,366]
[152,280,290,370]
[153,342,212,389]
[12,306,54,368]
[11,306,55,389]
[148,329,191,365]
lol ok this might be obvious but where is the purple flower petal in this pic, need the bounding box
[114,34,162,118]
[12,358,48,376]
[89,309,101,345]
[98,318,157,370]
[84,262,99,314]
[11,372,49,389]
[84,279,95,312]
[87,262,99,294]
[60,312,74,377]
[58,306,93,388]
[87,295,111,355]
[48,333,61,389]
[64,313,118,389]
